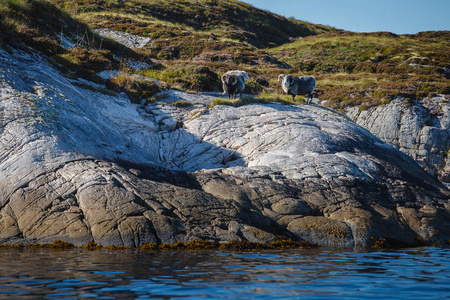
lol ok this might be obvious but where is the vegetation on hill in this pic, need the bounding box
[1,0,448,110]
[271,31,450,109]
[52,0,332,48]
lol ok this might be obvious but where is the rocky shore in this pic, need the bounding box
[1,49,449,248]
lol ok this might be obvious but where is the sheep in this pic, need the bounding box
[278,74,316,104]
[221,70,249,99]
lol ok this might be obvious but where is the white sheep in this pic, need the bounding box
[221,70,249,99]
[278,74,316,104]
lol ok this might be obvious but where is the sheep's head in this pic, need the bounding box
[222,75,238,85]
[279,74,295,87]
[222,74,238,86]
[230,75,238,85]
[285,75,295,86]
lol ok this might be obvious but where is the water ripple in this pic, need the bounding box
[0,247,448,299]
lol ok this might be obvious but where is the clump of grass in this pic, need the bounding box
[208,96,263,108]
[256,91,304,105]
[56,47,115,72]
[209,92,302,108]
[51,47,118,83]
[244,80,264,95]
[169,100,192,108]
[140,65,221,92]
[106,73,161,104]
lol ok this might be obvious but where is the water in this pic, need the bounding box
[0,247,449,299]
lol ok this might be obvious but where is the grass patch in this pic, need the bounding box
[169,100,192,108]
[106,73,161,104]
[208,92,301,108]
[139,65,221,92]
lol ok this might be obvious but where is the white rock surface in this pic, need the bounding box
[346,97,450,181]
[94,28,152,49]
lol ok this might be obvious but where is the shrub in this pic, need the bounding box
[244,80,264,95]
[169,100,192,108]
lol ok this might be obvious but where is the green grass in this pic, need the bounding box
[106,73,161,103]
[138,64,222,92]
[208,92,302,108]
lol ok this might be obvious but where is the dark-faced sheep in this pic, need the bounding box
[221,70,249,99]
[278,74,316,104]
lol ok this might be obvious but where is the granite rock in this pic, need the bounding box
[346,97,450,182]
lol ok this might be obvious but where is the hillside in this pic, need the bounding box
[270,31,450,109]
[47,0,449,110]
[52,0,332,48]
[2,0,447,110]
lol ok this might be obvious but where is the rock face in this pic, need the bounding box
[346,98,450,183]
[94,28,152,49]
[1,49,449,248]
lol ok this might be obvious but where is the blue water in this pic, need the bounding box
[0,247,449,299]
